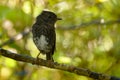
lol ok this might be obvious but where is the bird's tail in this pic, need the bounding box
[46,52,54,61]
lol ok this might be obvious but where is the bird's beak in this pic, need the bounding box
[57,18,62,20]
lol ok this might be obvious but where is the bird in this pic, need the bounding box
[32,11,61,62]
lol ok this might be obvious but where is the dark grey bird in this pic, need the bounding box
[32,11,61,62]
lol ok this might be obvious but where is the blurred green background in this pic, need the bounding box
[0,0,120,80]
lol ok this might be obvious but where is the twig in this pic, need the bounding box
[0,48,120,80]
[57,19,120,30]
[0,19,120,47]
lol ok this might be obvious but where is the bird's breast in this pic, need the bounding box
[33,35,50,53]
[39,35,48,48]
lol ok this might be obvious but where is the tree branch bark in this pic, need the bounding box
[0,48,120,80]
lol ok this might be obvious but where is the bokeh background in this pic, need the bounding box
[0,0,120,80]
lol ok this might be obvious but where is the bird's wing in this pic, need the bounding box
[32,24,56,52]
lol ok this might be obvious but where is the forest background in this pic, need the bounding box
[0,0,120,80]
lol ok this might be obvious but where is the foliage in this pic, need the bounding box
[0,0,120,80]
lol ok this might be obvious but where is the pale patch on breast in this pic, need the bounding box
[38,35,48,50]
[33,35,50,53]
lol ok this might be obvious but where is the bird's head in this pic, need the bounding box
[36,11,61,24]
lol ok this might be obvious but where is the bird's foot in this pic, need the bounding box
[35,53,40,64]
[35,57,40,64]
[47,60,54,67]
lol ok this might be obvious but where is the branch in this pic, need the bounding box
[57,19,120,30]
[0,19,120,47]
[0,48,120,80]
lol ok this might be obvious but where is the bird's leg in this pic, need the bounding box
[37,52,40,59]
[36,52,40,64]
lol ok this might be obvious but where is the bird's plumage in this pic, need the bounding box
[32,11,60,61]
